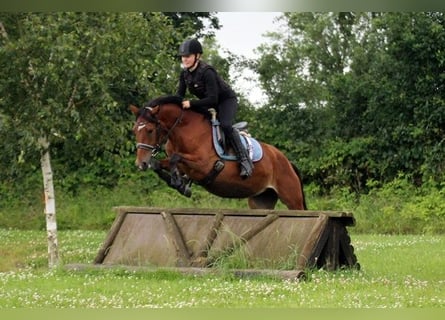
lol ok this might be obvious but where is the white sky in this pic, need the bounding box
[213,12,283,105]
[214,12,281,59]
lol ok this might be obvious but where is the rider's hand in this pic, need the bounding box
[182,100,191,109]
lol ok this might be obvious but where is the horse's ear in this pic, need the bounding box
[149,105,160,114]
[129,104,139,116]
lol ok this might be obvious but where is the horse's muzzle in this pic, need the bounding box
[136,143,158,171]
[137,161,150,171]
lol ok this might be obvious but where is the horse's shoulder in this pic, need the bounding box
[144,95,183,108]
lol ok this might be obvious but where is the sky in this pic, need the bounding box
[214,12,281,59]
[212,12,283,105]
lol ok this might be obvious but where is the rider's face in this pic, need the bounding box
[181,54,198,69]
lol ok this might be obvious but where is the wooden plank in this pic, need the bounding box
[338,226,360,269]
[214,214,280,260]
[160,211,191,267]
[194,212,224,259]
[113,206,355,224]
[324,220,341,270]
[240,214,279,242]
[296,214,330,269]
[93,210,127,264]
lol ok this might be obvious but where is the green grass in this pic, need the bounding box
[0,229,444,308]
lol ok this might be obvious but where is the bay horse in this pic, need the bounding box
[130,95,306,210]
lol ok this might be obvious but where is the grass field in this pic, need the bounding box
[0,229,444,308]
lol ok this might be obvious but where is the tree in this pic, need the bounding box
[0,12,178,266]
[362,12,445,184]
[253,13,364,190]
[253,12,445,192]
[161,12,220,38]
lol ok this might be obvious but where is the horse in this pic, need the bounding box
[130,95,307,210]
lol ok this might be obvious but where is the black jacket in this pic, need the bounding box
[176,61,236,110]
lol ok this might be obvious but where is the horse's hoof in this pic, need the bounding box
[170,176,182,188]
[178,184,192,197]
[183,188,192,198]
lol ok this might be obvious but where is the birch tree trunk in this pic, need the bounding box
[38,136,59,268]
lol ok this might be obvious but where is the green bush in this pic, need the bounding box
[352,175,445,234]
[1,171,444,234]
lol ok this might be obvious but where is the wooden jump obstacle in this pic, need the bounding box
[92,207,359,278]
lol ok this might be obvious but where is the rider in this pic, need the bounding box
[176,38,253,179]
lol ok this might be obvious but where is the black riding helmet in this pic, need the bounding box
[178,39,203,56]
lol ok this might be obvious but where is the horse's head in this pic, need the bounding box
[130,96,185,171]
[130,104,162,171]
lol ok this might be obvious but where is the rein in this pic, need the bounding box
[136,105,184,156]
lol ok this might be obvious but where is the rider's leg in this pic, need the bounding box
[223,126,253,179]
[218,98,253,179]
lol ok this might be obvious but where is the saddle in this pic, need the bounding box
[208,108,263,162]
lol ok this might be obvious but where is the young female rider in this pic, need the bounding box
[176,38,253,178]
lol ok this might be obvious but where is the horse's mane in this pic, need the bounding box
[136,95,183,119]
[143,95,183,109]
[140,95,208,120]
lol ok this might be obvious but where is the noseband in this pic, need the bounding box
[136,141,160,156]
[136,105,184,156]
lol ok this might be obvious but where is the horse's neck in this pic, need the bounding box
[160,107,211,150]
[178,112,210,140]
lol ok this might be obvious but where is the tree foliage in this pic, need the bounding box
[253,12,445,192]
[0,13,179,193]
[1,11,444,203]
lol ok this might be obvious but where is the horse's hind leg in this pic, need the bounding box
[276,179,306,210]
[248,189,278,209]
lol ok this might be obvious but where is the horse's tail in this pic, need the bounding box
[291,163,308,210]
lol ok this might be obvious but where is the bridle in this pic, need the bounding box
[136,105,184,157]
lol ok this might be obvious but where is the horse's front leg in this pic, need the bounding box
[170,153,193,197]
[169,153,183,188]
[149,158,173,186]
[149,157,192,197]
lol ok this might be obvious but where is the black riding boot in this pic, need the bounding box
[228,129,253,179]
